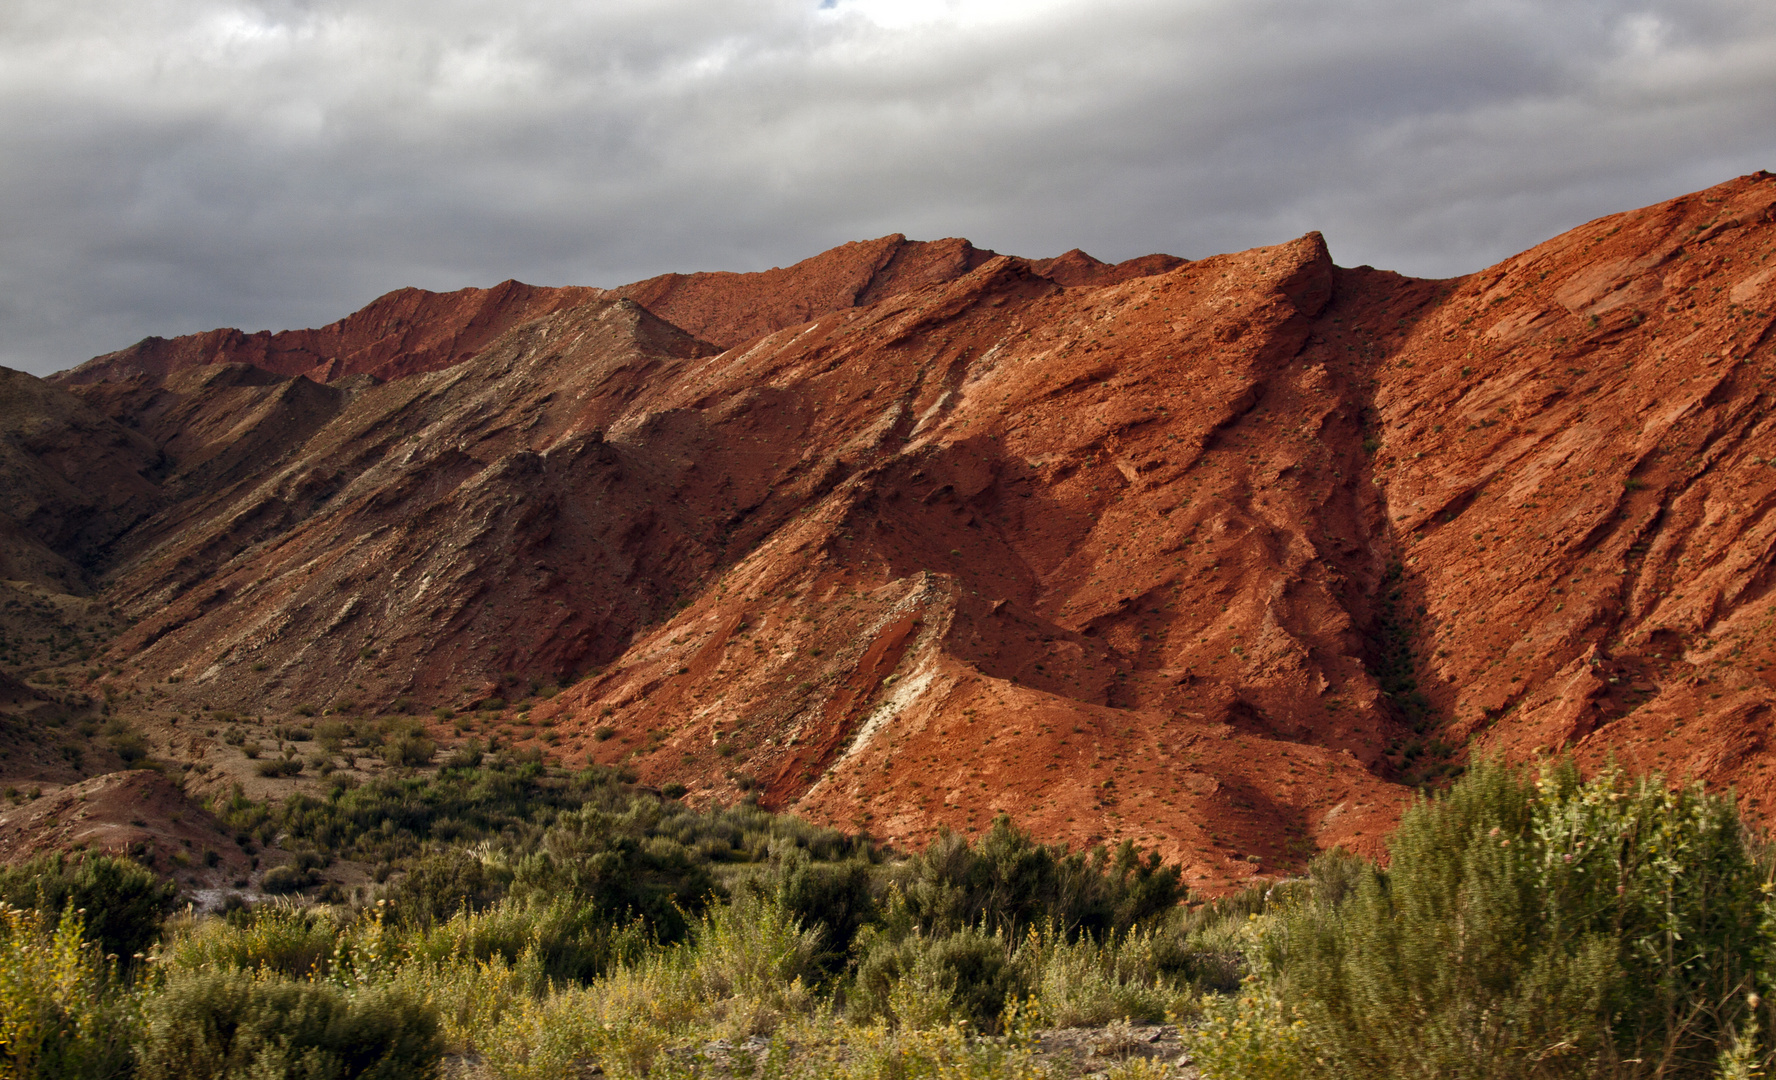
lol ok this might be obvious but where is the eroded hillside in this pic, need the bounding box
[4,172,1775,893]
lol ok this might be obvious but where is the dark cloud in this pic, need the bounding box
[2,0,1773,374]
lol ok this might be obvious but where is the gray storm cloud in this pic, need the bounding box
[1,0,1773,375]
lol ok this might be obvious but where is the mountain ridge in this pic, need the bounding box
[4,171,1775,894]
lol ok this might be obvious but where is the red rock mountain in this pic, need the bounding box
[56,281,602,386]
[6,174,1776,892]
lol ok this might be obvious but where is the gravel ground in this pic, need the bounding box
[444,1020,1201,1078]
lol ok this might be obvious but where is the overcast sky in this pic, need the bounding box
[2,0,1773,376]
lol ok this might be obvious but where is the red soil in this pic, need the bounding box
[0,770,252,891]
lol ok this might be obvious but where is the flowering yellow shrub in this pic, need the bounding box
[1181,976,1305,1080]
[0,904,130,1079]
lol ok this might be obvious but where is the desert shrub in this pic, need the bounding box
[853,925,1027,1032]
[0,905,134,1079]
[442,739,484,770]
[1298,846,1366,909]
[260,865,319,895]
[509,802,720,941]
[0,852,176,961]
[161,902,342,979]
[1368,562,1436,738]
[402,896,651,986]
[683,892,823,1019]
[107,730,149,764]
[1184,975,1309,1080]
[473,961,688,1078]
[251,758,604,864]
[136,969,443,1079]
[1016,925,1197,1027]
[465,897,824,1076]
[1532,761,1768,1068]
[255,757,304,778]
[766,848,879,976]
[894,815,1184,941]
[381,734,435,768]
[1272,758,1771,1079]
[223,759,874,897]
[384,851,508,927]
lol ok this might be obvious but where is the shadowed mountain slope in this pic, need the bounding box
[54,281,603,387]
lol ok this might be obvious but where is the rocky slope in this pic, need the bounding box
[4,172,1774,892]
[55,280,602,386]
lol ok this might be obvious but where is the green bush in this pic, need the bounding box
[161,903,342,979]
[384,851,506,927]
[256,757,305,778]
[381,734,434,768]
[1015,925,1197,1027]
[1272,759,1771,1079]
[218,759,872,902]
[683,892,823,1008]
[442,740,483,770]
[854,925,1027,1032]
[1185,975,1308,1080]
[894,815,1184,941]
[0,852,175,960]
[767,849,878,976]
[509,802,720,941]
[11,744,1766,1079]
[136,969,443,1079]
[402,896,651,986]
[107,731,149,765]
[261,865,319,895]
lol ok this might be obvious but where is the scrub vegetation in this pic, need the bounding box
[3,757,1774,1078]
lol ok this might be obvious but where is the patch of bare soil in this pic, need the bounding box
[0,769,251,892]
[441,1021,1198,1079]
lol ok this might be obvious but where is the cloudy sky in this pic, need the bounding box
[2,0,1773,376]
